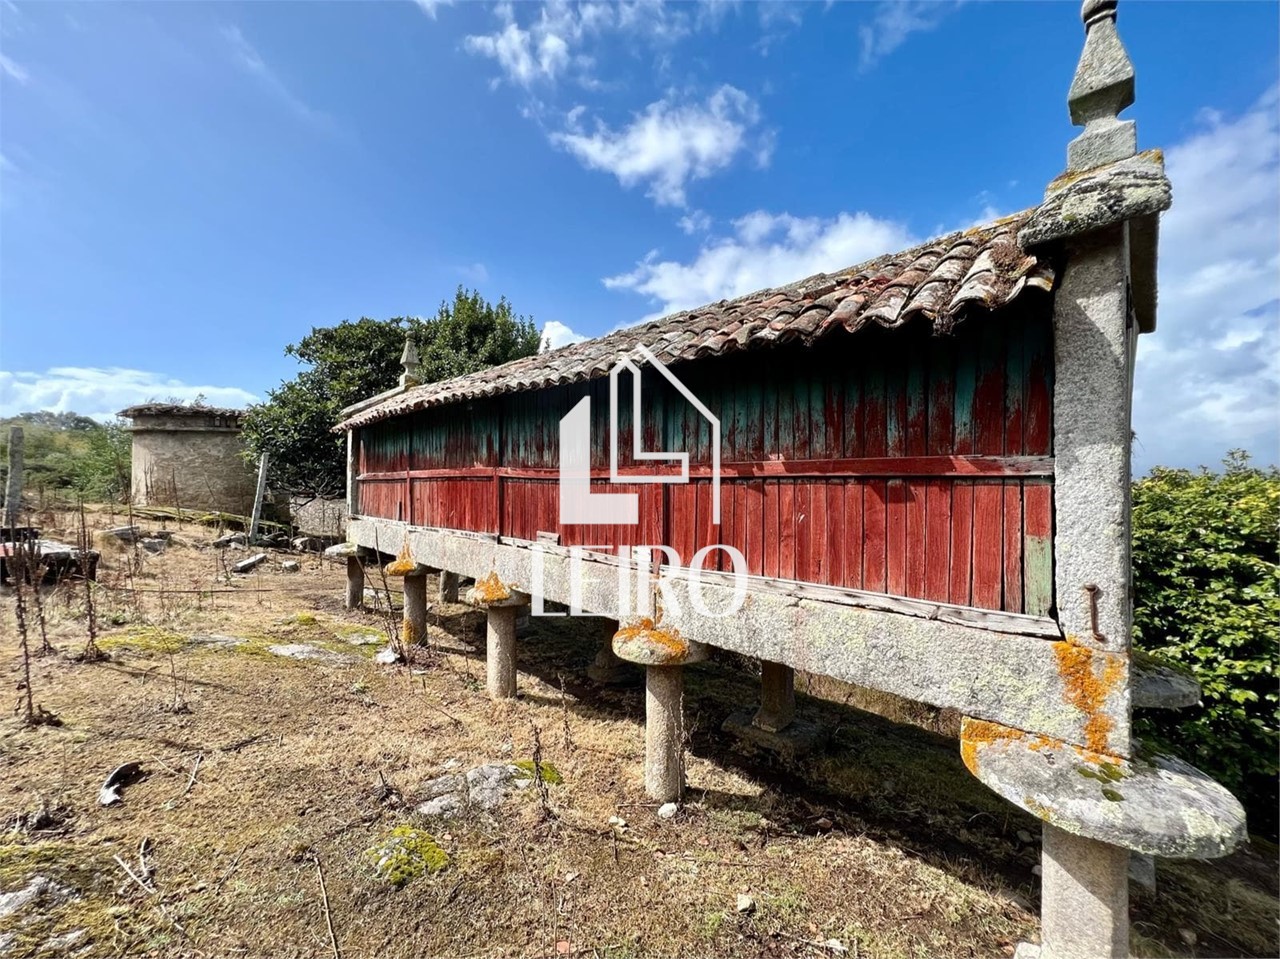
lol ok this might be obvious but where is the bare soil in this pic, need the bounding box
[2,508,1276,959]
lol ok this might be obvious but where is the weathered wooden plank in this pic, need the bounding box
[844,479,863,591]
[824,478,844,583]
[864,479,887,594]
[887,479,907,596]
[793,478,814,583]
[741,480,759,577]
[949,481,974,606]
[923,479,951,602]
[972,482,1004,610]
[773,476,793,576]
[1023,480,1054,616]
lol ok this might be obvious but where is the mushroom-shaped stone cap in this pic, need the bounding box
[612,620,708,666]
[961,718,1246,859]
[465,572,530,608]
[384,544,432,578]
[324,542,360,559]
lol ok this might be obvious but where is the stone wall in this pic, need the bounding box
[289,495,348,536]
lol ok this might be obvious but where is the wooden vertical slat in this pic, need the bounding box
[761,479,778,578]
[796,480,810,582]
[747,478,762,576]
[1003,318,1027,611]
[843,480,862,590]
[781,480,799,581]
[971,322,1007,609]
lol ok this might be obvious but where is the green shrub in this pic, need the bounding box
[1131,452,1279,839]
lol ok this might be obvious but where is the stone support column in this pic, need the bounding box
[403,572,428,647]
[644,665,685,802]
[438,571,459,604]
[587,619,638,685]
[486,605,519,700]
[345,556,363,610]
[1033,824,1129,959]
[612,623,709,803]
[753,661,796,732]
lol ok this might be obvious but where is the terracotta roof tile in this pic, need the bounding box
[337,209,1054,430]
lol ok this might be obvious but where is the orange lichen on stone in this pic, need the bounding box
[385,543,417,577]
[472,571,512,604]
[613,617,689,659]
[959,717,1027,776]
[1053,639,1125,755]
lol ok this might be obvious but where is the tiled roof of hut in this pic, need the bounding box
[119,403,246,420]
[338,208,1053,430]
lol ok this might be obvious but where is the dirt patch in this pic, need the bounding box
[1,507,1276,958]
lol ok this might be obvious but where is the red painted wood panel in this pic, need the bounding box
[355,306,1056,615]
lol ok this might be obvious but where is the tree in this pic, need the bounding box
[242,288,543,496]
[1131,451,1279,839]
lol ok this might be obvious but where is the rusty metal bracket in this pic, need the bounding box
[1082,583,1106,643]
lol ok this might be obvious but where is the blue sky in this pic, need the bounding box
[0,0,1276,473]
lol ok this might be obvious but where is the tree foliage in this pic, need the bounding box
[1131,451,1279,838]
[0,416,131,502]
[241,288,542,496]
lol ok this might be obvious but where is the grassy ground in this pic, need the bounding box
[1,508,1276,959]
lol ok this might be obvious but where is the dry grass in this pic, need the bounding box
[1,508,1276,958]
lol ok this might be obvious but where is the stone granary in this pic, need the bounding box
[332,5,1245,957]
[119,403,257,514]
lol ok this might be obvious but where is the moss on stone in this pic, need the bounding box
[364,826,449,888]
[513,760,563,785]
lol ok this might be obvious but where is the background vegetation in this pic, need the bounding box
[1130,451,1279,839]
[0,411,131,504]
[239,287,543,497]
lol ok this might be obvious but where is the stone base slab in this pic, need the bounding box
[722,710,828,759]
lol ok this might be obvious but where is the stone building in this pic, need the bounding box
[119,403,257,514]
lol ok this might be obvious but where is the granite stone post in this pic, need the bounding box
[487,605,519,700]
[645,664,685,802]
[438,571,459,604]
[587,619,637,685]
[345,556,364,611]
[753,661,796,732]
[403,572,428,647]
[1035,824,1129,959]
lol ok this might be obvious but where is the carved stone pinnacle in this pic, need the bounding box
[1065,0,1136,173]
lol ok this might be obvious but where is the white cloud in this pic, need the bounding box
[604,209,915,319]
[412,0,455,19]
[463,1,706,90]
[1132,85,1280,471]
[551,86,767,207]
[457,262,490,283]
[221,25,331,129]
[0,368,259,421]
[858,1,959,71]
[0,52,29,84]
[541,320,588,350]
[677,210,712,235]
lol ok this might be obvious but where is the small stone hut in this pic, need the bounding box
[119,403,257,514]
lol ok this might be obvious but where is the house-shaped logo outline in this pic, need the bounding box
[559,343,721,527]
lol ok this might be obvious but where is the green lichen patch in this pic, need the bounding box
[1101,788,1125,803]
[513,760,562,785]
[364,826,449,888]
[97,626,187,655]
[293,612,319,626]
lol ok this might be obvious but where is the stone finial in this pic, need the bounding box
[1065,0,1136,172]
[399,331,421,389]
